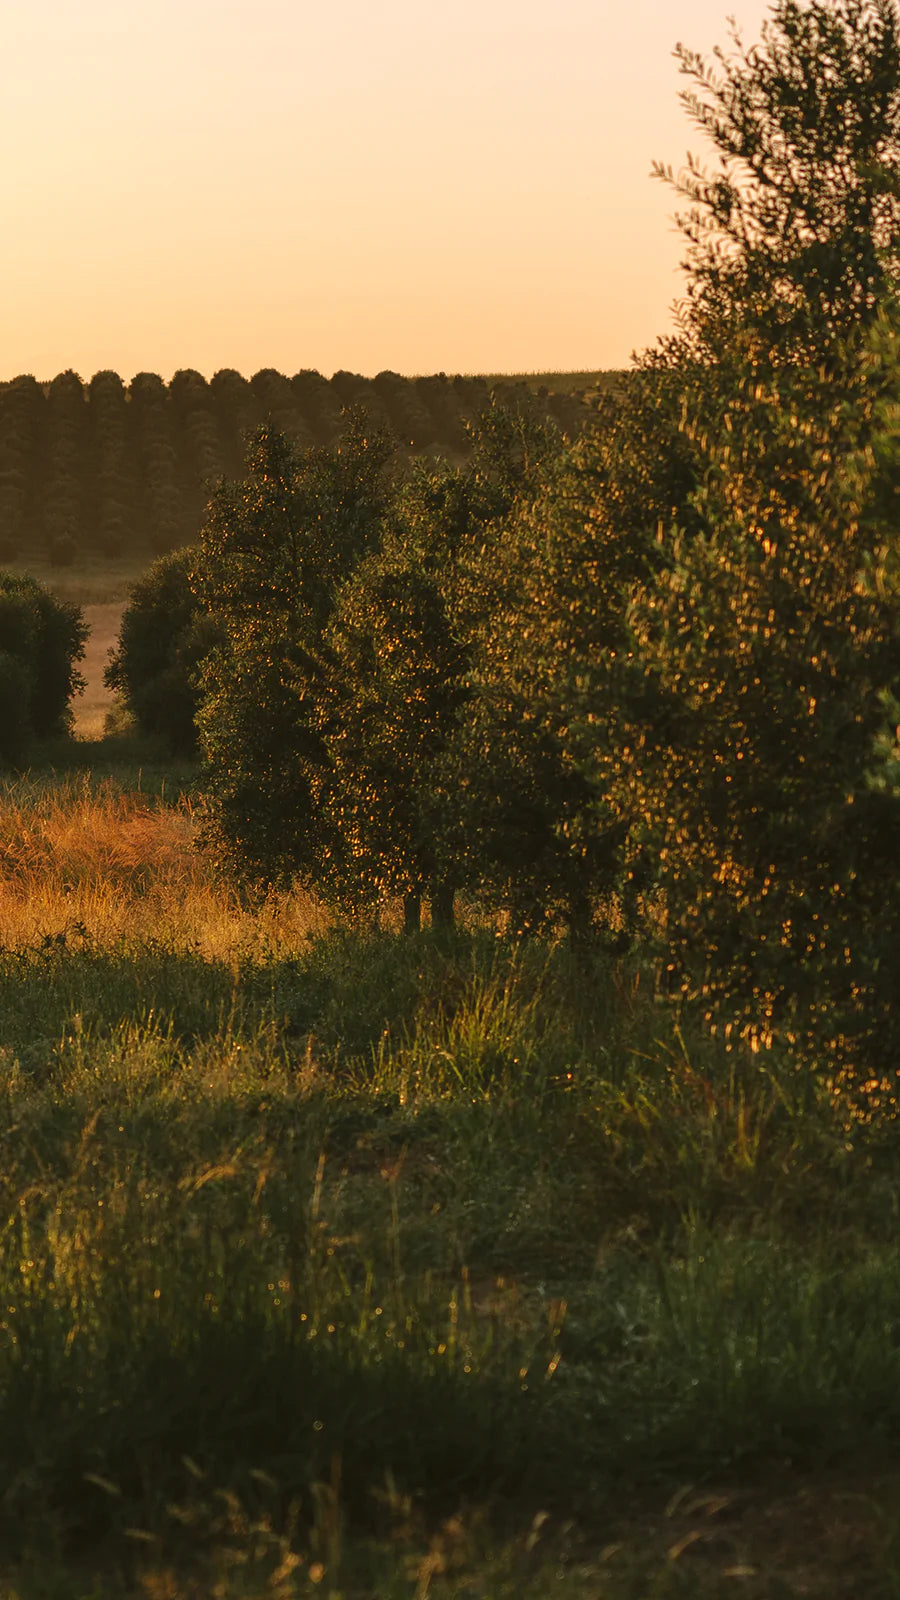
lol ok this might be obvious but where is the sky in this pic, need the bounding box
[0,0,774,383]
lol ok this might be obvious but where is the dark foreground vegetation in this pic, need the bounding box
[2,766,900,1597]
[3,0,900,1592]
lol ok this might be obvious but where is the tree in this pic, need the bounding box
[450,0,900,1097]
[511,0,900,1089]
[320,398,566,932]
[615,331,900,1086]
[0,650,32,764]
[88,371,133,559]
[42,371,86,556]
[321,458,474,929]
[656,0,900,367]
[0,572,86,757]
[105,548,220,754]
[191,397,569,927]
[623,0,900,1090]
[192,413,396,893]
[454,363,696,940]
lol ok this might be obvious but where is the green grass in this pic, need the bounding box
[1,762,900,1596]
[32,732,201,796]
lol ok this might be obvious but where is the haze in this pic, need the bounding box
[0,0,772,381]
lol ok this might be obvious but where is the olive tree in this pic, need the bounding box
[0,572,86,759]
[192,414,396,893]
[480,0,900,1091]
[105,548,220,754]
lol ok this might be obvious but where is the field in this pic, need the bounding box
[3,753,900,1598]
[3,421,900,1596]
[75,603,124,738]
[0,546,898,1594]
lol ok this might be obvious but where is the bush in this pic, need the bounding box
[0,573,87,756]
[105,547,219,754]
[0,650,32,763]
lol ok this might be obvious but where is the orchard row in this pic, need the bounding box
[0,367,593,565]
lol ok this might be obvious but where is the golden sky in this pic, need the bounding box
[0,0,772,381]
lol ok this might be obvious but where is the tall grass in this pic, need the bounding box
[0,772,322,957]
[2,767,900,1595]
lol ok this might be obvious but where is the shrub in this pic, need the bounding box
[0,650,32,763]
[0,573,87,754]
[105,547,219,755]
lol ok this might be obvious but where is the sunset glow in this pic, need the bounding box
[1,0,772,380]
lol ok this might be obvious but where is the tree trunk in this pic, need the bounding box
[430,880,456,933]
[403,893,422,935]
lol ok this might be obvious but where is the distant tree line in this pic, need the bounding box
[0,368,593,566]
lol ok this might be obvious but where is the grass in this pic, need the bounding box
[0,761,899,1595]
[0,768,321,958]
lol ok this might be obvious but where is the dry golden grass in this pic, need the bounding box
[0,775,324,960]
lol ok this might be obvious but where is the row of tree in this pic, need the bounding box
[0,369,592,566]
[108,0,900,1106]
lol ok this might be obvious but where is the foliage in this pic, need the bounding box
[0,571,86,757]
[455,376,688,937]
[657,0,900,366]
[105,546,220,754]
[323,482,468,919]
[193,414,397,892]
[472,0,900,1086]
[619,333,900,1085]
[321,402,563,927]
[608,0,900,1085]
[193,395,573,923]
[0,649,32,763]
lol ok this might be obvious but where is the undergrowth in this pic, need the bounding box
[1,767,899,1596]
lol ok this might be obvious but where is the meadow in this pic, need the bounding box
[5,304,900,1597]
[6,0,900,1583]
[1,738,900,1598]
